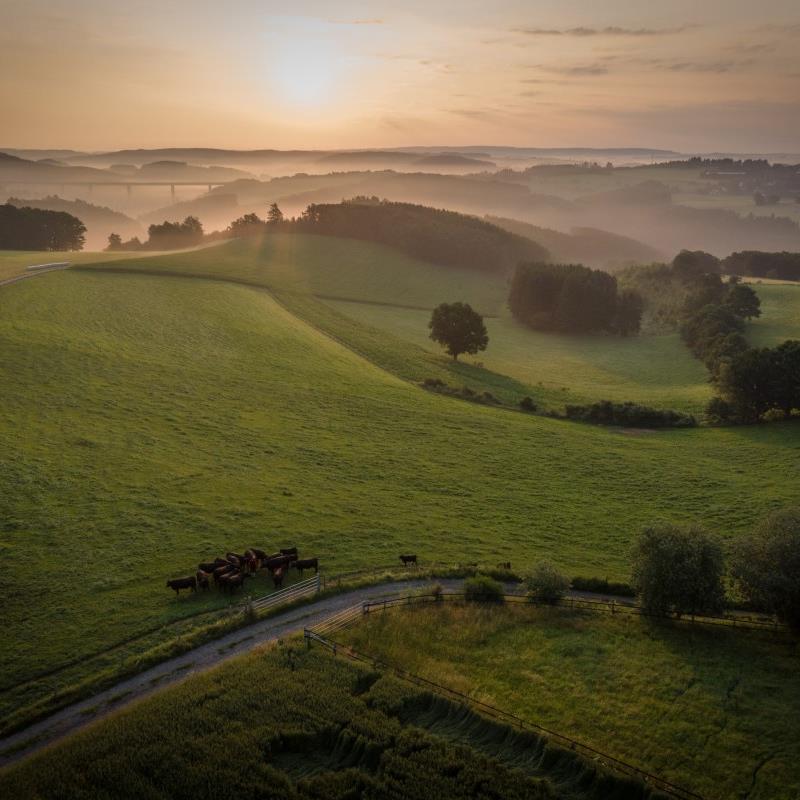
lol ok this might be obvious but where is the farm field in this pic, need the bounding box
[674,193,800,224]
[1,265,800,733]
[324,299,712,412]
[0,642,649,800]
[339,602,800,800]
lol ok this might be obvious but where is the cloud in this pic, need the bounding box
[513,25,692,37]
[540,63,609,76]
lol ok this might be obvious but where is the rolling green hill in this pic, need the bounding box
[77,234,716,413]
[1,264,799,731]
[747,281,800,346]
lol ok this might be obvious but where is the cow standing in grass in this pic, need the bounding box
[167,576,197,596]
[399,554,418,567]
[294,557,319,576]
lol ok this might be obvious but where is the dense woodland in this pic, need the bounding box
[0,203,86,251]
[723,250,800,281]
[508,262,643,335]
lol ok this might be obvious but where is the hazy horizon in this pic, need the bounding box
[3,0,799,153]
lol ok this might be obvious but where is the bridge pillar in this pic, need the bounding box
[170,184,175,201]
[126,184,132,198]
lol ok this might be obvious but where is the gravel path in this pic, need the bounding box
[0,577,634,768]
[0,577,457,767]
[0,263,71,288]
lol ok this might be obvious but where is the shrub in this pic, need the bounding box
[631,523,726,617]
[705,396,735,424]
[526,562,569,604]
[731,508,800,629]
[422,377,446,388]
[464,575,504,603]
[519,396,537,412]
[564,400,696,428]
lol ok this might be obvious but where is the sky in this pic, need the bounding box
[2,0,800,152]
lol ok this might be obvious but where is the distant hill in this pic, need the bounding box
[283,199,550,274]
[139,193,240,230]
[5,195,141,249]
[487,215,664,268]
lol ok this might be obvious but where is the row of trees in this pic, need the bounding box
[0,203,86,251]
[631,511,800,629]
[508,262,644,335]
[107,216,204,251]
[724,250,800,281]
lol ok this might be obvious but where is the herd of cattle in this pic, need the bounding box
[166,547,319,596]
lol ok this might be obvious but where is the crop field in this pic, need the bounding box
[0,641,654,800]
[2,264,800,733]
[673,193,800,224]
[339,603,800,800]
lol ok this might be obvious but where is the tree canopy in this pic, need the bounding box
[631,523,725,616]
[508,262,643,335]
[428,302,488,361]
[0,203,86,251]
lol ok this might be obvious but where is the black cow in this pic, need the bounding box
[399,554,418,567]
[294,557,319,576]
[196,570,210,590]
[166,576,197,596]
[280,547,299,563]
[265,555,292,573]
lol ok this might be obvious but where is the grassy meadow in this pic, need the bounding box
[340,603,800,800]
[78,234,720,412]
[747,281,800,346]
[0,642,656,800]
[1,264,800,732]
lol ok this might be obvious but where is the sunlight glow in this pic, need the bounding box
[269,37,345,108]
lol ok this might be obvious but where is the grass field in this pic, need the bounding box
[339,603,800,800]
[2,264,800,732]
[325,299,712,412]
[747,282,800,346]
[77,234,720,412]
[0,641,653,800]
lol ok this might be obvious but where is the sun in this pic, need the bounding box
[269,38,344,108]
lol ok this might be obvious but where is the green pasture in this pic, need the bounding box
[1,266,799,731]
[746,282,800,346]
[0,642,647,800]
[325,299,712,412]
[77,234,718,412]
[340,603,800,800]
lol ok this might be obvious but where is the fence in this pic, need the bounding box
[248,573,321,613]
[304,622,703,800]
[359,592,787,634]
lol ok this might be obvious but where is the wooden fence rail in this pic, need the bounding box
[248,573,321,613]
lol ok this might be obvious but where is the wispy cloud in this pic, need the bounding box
[513,25,693,37]
[540,63,609,76]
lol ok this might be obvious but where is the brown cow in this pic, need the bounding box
[265,555,291,573]
[213,563,236,587]
[166,576,197,596]
[196,570,210,591]
[272,566,286,589]
[294,557,319,576]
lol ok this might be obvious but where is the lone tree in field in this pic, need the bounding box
[731,508,800,629]
[428,302,488,361]
[267,202,284,225]
[631,523,725,617]
[106,232,122,251]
